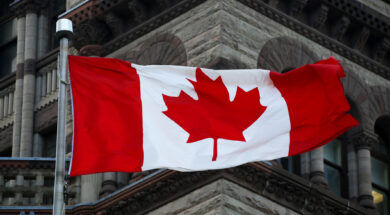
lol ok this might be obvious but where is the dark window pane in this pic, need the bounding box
[0,40,16,78]
[371,157,389,189]
[324,164,341,195]
[43,132,57,157]
[279,157,293,172]
[0,0,12,18]
[323,139,342,165]
[372,188,388,215]
[0,19,16,46]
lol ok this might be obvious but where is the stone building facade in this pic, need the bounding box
[0,0,389,214]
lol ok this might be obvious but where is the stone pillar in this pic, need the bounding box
[20,10,38,157]
[12,15,26,157]
[310,147,327,188]
[347,139,359,200]
[32,133,43,156]
[34,174,44,205]
[355,133,376,209]
[300,152,310,180]
[37,11,48,58]
[15,174,24,204]
[100,173,117,197]
[116,172,129,188]
[80,174,102,203]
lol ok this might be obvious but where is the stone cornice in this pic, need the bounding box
[10,0,49,16]
[63,0,390,81]
[236,0,390,80]
[0,163,374,214]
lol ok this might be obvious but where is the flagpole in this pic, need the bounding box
[53,19,73,215]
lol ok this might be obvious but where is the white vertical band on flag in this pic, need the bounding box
[134,65,291,171]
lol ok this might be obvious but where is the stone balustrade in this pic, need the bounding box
[35,60,58,111]
[0,158,77,206]
[0,85,15,130]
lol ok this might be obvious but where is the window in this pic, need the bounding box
[42,131,57,157]
[0,1,16,79]
[372,116,390,214]
[278,155,301,175]
[324,139,347,197]
[48,0,66,51]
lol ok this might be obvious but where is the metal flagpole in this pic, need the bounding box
[53,19,73,215]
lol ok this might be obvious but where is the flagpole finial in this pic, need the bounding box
[56,19,73,39]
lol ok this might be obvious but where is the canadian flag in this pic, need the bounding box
[68,56,358,176]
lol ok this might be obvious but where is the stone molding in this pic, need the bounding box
[0,163,374,214]
[10,0,49,16]
[80,44,103,57]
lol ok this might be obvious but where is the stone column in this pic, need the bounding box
[300,152,310,180]
[12,16,26,157]
[116,172,129,188]
[100,173,117,197]
[32,133,43,156]
[20,10,38,157]
[80,174,102,203]
[34,174,44,205]
[347,139,358,200]
[37,10,48,58]
[310,148,328,188]
[15,174,24,204]
[355,133,375,209]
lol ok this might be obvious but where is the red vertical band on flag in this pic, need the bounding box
[68,56,143,176]
[270,57,358,156]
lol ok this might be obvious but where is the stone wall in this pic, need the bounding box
[148,179,299,215]
[107,0,390,132]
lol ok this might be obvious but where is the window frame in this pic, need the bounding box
[323,139,349,198]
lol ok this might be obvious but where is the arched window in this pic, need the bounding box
[372,116,390,214]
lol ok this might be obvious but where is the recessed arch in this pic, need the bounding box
[126,33,187,66]
[257,36,319,72]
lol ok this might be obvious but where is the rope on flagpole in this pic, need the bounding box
[53,18,73,215]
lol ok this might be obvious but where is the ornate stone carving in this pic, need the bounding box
[373,38,390,62]
[125,34,187,66]
[105,12,124,37]
[80,45,103,57]
[353,27,370,51]
[330,16,350,41]
[310,4,329,29]
[73,19,112,51]
[236,0,390,80]
[353,132,377,150]
[289,0,308,17]
[258,37,319,72]
[128,0,148,24]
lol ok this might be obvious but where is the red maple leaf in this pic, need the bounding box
[162,68,267,161]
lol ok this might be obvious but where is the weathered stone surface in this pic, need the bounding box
[356,0,390,17]
[148,179,299,215]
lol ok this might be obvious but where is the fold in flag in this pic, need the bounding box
[68,56,358,176]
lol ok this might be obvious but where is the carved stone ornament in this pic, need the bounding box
[258,36,319,72]
[125,33,187,66]
[73,19,112,51]
[353,132,378,150]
